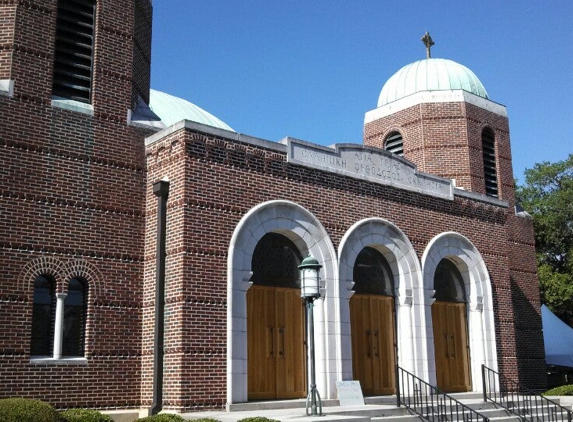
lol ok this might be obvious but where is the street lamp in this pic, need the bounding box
[299,255,323,416]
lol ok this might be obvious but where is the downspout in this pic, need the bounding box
[150,177,170,415]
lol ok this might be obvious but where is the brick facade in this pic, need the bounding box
[0,0,546,414]
[0,0,152,410]
[364,101,513,201]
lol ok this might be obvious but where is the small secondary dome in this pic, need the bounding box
[149,89,234,131]
[378,58,489,107]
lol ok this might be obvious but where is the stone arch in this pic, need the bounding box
[338,218,424,379]
[422,232,498,391]
[227,200,337,404]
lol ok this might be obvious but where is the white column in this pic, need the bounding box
[53,293,67,359]
[397,289,415,373]
[314,296,327,398]
[469,296,485,392]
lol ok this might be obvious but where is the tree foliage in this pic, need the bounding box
[516,153,573,325]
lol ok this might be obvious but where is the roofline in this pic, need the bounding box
[365,89,507,124]
[145,119,286,153]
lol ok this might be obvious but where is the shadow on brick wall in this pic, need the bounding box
[511,276,548,391]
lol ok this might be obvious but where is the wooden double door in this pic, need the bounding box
[247,285,306,400]
[432,301,471,392]
[350,294,396,395]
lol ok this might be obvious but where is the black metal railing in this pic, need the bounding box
[482,364,572,422]
[396,365,489,422]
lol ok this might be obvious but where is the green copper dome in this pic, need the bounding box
[149,89,234,131]
[378,58,489,107]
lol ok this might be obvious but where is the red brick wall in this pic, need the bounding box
[0,1,17,80]
[4,1,56,100]
[364,101,514,203]
[144,126,545,411]
[506,213,545,389]
[0,0,154,409]
[1,0,545,411]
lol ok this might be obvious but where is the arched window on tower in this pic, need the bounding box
[482,128,498,197]
[384,132,404,157]
[63,278,88,357]
[52,0,96,103]
[31,275,55,356]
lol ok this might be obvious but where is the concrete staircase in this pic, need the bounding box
[487,394,573,422]
[179,393,523,422]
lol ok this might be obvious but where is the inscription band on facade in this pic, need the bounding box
[287,138,454,200]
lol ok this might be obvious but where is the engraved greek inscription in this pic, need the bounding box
[290,142,451,199]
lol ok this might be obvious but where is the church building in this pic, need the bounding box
[0,0,546,415]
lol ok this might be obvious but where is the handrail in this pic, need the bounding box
[396,365,489,422]
[482,364,572,422]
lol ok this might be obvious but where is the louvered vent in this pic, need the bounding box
[52,0,95,103]
[482,129,498,197]
[385,132,404,156]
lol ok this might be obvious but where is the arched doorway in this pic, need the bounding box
[350,246,396,395]
[432,258,471,392]
[247,232,306,400]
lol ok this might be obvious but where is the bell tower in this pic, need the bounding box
[0,0,152,118]
[0,0,154,409]
[363,34,514,203]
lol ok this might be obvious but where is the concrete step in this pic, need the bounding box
[448,392,485,401]
[180,392,570,422]
[180,407,413,422]
[481,396,572,421]
[182,401,414,422]
[227,396,400,411]
[371,415,421,422]
[228,398,339,412]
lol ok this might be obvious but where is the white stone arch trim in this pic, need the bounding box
[338,218,424,383]
[421,231,498,391]
[227,200,338,404]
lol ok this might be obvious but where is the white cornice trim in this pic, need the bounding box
[365,90,507,124]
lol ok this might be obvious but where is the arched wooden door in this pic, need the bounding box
[432,259,471,392]
[247,233,306,400]
[350,246,396,395]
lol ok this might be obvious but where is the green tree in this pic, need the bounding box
[516,153,573,326]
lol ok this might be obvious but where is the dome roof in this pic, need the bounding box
[149,89,234,131]
[378,58,488,107]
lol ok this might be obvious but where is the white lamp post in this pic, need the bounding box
[299,255,323,416]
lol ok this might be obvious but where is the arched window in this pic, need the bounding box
[250,232,303,288]
[63,278,87,357]
[31,275,55,356]
[52,0,96,103]
[353,246,394,295]
[482,128,498,197]
[384,132,403,157]
[434,259,466,303]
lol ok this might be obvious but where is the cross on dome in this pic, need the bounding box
[421,31,435,58]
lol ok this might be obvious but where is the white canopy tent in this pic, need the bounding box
[542,305,573,368]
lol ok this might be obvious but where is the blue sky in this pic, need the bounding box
[150,1,572,184]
